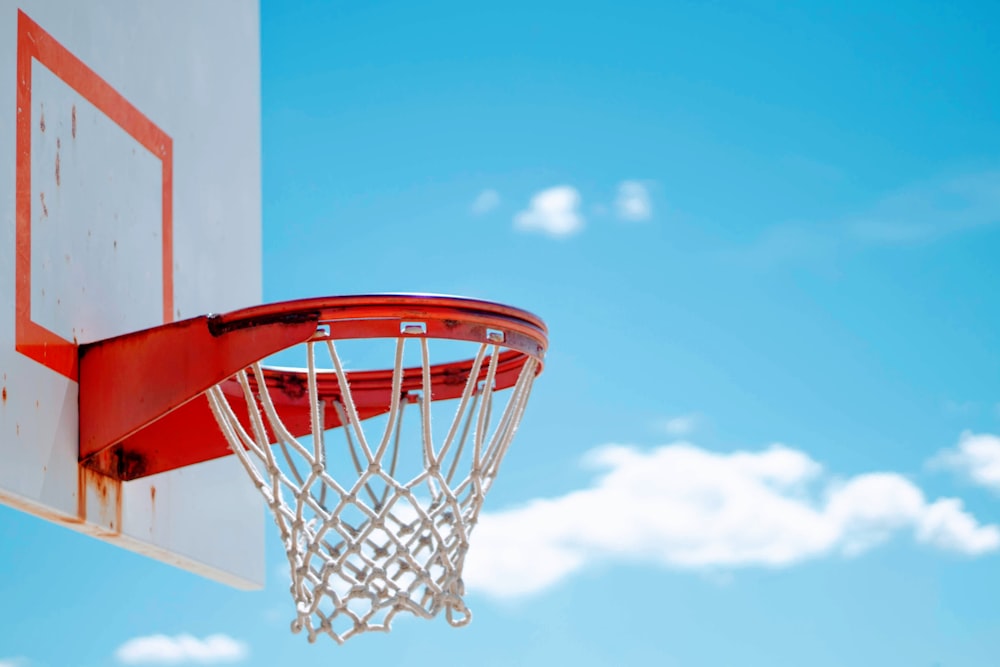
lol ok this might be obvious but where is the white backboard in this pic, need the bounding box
[0,1,264,588]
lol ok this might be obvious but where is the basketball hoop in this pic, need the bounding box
[77,294,547,643]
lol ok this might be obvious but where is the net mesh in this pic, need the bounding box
[206,335,539,644]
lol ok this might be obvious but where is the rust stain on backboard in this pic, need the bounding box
[71,104,76,138]
[77,467,122,534]
[1,467,127,535]
[149,484,157,535]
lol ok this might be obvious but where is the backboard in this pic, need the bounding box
[0,1,264,588]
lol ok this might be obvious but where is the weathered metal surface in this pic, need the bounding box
[0,2,264,589]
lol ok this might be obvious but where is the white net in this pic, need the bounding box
[205,335,539,644]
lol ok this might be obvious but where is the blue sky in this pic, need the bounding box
[5,0,1000,665]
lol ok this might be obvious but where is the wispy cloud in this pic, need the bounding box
[115,635,248,665]
[514,186,584,237]
[470,189,500,215]
[657,413,700,436]
[931,431,1000,492]
[731,171,1000,265]
[943,400,980,416]
[0,658,29,667]
[464,442,999,598]
[615,180,652,221]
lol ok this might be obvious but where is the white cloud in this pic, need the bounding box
[615,180,652,221]
[464,443,999,598]
[0,658,28,667]
[115,635,248,665]
[657,414,699,436]
[470,189,500,215]
[917,498,1000,554]
[931,431,1000,492]
[513,186,583,237]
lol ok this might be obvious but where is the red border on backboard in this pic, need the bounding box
[15,10,173,381]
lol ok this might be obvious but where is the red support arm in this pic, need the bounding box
[79,311,320,479]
